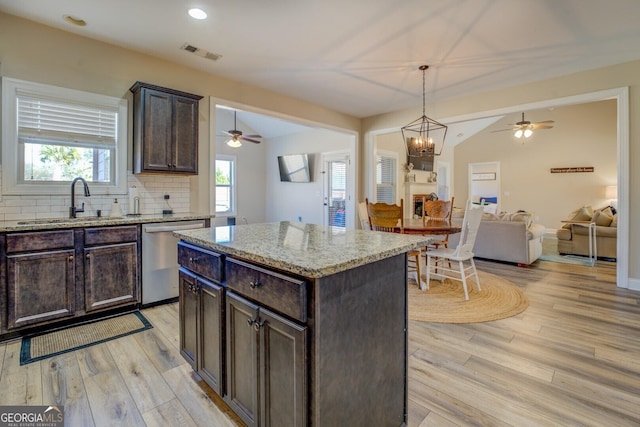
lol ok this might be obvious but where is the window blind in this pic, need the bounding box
[17,92,117,149]
[376,155,395,204]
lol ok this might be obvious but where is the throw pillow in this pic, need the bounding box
[507,211,533,228]
[611,214,618,227]
[561,206,593,229]
[592,208,613,226]
[482,213,500,221]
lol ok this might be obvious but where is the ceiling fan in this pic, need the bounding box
[218,110,262,147]
[493,112,554,138]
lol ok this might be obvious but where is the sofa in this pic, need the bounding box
[556,205,617,260]
[448,210,545,266]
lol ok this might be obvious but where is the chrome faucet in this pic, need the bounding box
[70,177,91,218]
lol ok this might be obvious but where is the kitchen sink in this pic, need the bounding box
[17,216,115,225]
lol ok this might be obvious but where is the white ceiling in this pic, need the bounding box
[2,0,640,119]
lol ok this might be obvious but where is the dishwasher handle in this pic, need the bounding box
[144,222,205,233]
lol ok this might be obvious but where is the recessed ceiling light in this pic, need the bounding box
[188,8,207,20]
[63,15,86,26]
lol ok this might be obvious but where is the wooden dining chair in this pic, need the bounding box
[365,198,424,288]
[424,200,483,300]
[424,196,455,250]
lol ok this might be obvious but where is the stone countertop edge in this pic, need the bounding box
[0,213,213,232]
[175,222,431,278]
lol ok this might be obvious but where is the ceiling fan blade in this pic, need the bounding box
[241,137,262,144]
[490,128,515,133]
[243,134,262,138]
[217,131,233,136]
[534,120,555,124]
[532,125,554,130]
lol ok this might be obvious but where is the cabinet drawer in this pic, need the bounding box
[178,242,224,283]
[85,225,138,245]
[226,258,307,323]
[7,230,74,253]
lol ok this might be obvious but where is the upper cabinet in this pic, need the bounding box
[130,82,203,175]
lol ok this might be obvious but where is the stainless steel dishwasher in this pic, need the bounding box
[142,220,206,305]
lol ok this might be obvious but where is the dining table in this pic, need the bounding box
[402,218,462,236]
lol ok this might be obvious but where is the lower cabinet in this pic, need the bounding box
[225,291,307,427]
[6,230,76,330]
[7,249,76,329]
[178,244,308,427]
[84,242,138,312]
[84,225,139,313]
[179,268,224,395]
[2,225,141,335]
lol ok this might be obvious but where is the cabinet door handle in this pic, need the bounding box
[189,257,199,264]
[247,317,265,331]
[253,319,265,332]
[69,255,74,261]
[249,280,262,289]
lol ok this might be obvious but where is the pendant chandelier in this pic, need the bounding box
[401,65,448,157]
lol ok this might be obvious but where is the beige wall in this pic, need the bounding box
[454,100,617,228]
[0,12,361,215]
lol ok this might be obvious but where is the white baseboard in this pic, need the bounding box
[626,277,640,291]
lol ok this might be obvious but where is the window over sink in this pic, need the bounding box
[1,77,128,195]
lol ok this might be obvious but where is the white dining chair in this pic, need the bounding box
[423,200,484,300]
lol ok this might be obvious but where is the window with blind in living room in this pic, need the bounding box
[376,153,396,204]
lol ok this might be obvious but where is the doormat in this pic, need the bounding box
[20,311,152,365]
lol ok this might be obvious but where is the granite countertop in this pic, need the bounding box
[0,213,212,232]
[175,221,430,278]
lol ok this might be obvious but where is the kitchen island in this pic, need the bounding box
[175,221,429,427]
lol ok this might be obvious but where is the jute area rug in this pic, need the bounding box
[408,270,528,323]
[20,311,152,365]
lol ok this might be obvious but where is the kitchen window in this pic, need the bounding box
[1,77,128,195]
[215,155,236,215]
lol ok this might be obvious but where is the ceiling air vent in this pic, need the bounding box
[180,43,222,61]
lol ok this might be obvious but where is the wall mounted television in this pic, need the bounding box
[278,153,312,182]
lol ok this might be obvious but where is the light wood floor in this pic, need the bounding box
[1,259,638,426]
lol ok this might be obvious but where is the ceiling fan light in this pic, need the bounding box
[514,129,523,138]
[226,137,242,148]
[524,129,533,138]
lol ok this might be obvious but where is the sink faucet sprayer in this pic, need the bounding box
[70,177,91,218]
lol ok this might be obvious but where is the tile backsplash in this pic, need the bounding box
[0,173,191,221]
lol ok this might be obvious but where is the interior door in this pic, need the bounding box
[322,152,351,228]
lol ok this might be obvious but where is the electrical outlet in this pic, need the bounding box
[164,194,170,200]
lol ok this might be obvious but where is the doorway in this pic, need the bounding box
[322,151,352,228]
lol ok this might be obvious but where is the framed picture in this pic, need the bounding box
[472,172,496,181]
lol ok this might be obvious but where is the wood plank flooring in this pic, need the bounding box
[0,259,638,426]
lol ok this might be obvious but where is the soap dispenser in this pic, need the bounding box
[110,198,122,217]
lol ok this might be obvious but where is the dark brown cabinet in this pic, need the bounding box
[179,271,225,394]
[178,242,225,395]
[226,291,307,427]
[1,225,141,335]
[84,225,139,312]
[130,81,202,175]
[176,233,409,427]
[179,268,199,367]
[6,230,76,329]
